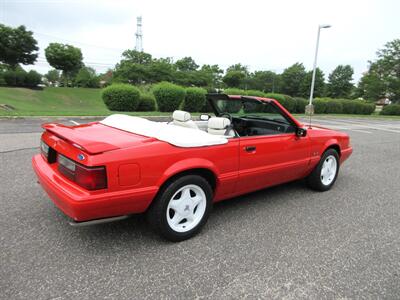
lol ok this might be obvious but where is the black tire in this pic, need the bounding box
[306,148,340,191]
[146,175,213,242]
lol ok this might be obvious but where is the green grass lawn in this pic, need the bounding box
[0,87,399,119]
[0,87,173,117]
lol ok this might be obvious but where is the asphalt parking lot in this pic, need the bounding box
[1,116,400,299]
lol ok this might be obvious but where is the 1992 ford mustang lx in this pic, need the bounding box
[32,94,352,241]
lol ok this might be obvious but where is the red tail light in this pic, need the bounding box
[58,155,107,190]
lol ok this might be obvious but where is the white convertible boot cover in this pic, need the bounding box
[100,114,228,148]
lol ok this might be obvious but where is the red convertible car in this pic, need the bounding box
[32,94,352,241]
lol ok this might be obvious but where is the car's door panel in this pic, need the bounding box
[238,133,311,193]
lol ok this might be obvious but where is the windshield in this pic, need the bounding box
[211,98,289,124]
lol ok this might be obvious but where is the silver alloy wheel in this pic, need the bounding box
[166,184,207,233]
[320,155,338,186]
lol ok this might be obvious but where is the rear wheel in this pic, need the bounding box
[306,149,339,191]
[146,175,213,242]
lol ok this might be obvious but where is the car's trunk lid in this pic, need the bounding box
[42,122,156,154]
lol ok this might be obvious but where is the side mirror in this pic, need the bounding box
[200,114,210,121]
[296,127,307,137]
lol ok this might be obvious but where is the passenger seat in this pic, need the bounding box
[171,110,198,129]
[207,117,235,137]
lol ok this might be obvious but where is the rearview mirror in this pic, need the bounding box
[296,127,307,137]
[200,114,210,121]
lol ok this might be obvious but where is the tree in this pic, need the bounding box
[44,69,60,86]
[74,66,99,88]
[327,65,354,98]
[364,39,400,102]
[300,68,325,98]
[222,64,248,88]
[280,63,307,96]
[0,24,38,69]
[246,70,278,92]
[121,49,152,65]
[45,43,83,86]
[226,63,249,74]
[222,70,246,88]
[147,58,174,83]
[113,61,148,84]
[198,64,223,89]
[175,57,199,71]
[113,50,175,85]
[357,72,386,100]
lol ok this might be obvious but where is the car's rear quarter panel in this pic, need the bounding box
[98,138,240,203]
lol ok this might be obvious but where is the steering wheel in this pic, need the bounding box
[219,113,233,123]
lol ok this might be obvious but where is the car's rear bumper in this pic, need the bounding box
[32,154,158,222]
[340,147,353,164]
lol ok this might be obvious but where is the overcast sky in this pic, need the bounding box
[1,0,400,82]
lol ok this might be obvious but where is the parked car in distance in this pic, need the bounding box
[32,94,352,241]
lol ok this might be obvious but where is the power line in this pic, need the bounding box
[33,31,127,52]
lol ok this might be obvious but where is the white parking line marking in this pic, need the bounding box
[69,120,80,125]
[350,129,372,134]
[308,119,400,134]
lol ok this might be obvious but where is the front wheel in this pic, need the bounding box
[146,175,213,242]
[306,149,340,191]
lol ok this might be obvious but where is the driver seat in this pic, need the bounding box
[207,117,235,137]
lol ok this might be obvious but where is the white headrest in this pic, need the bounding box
[208,117,231,129]
[173,110,191,122]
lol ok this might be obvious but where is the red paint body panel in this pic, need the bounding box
[32,97,353,222]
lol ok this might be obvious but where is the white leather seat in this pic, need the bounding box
[207,117,235,137]
[171,110,198,129]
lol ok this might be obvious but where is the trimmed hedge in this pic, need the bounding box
[294,97,308,113]
[102,84,141,111]
[325,100,343,114]
[152,82,186,112]
[313,99,327,113]
[265,93,296,113]
[314,98,376,115]
[380,104,400,115]
[224,88,246,96]
[361,103,376,115]
[137,93,156,111]
[245,90,266,97]
[183,87,207,112]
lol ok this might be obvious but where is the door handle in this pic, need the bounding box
[245,146,256,152]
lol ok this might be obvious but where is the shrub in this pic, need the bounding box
[15,69,27,86]
[3,70,17,86]
[224,101,243,113]
[25,70,42,87]
[137,93,156,111]
[224,88,246,96]
[325,100,343,114]
[74,67,99,88]
[265,93,296,113]
[245,90,266,97]
[361,103,376,115]
[200,100,213,113]
[342,100,358,114]
[102,84,141,111]
[152,82,186,112]
[313,99,327,113]
[380,104,400,115]
[183,87,207,112]
[294,97,308,113]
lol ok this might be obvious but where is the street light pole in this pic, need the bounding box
[307,24,331,126]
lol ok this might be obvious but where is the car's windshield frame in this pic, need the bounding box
[207,94,297,127]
